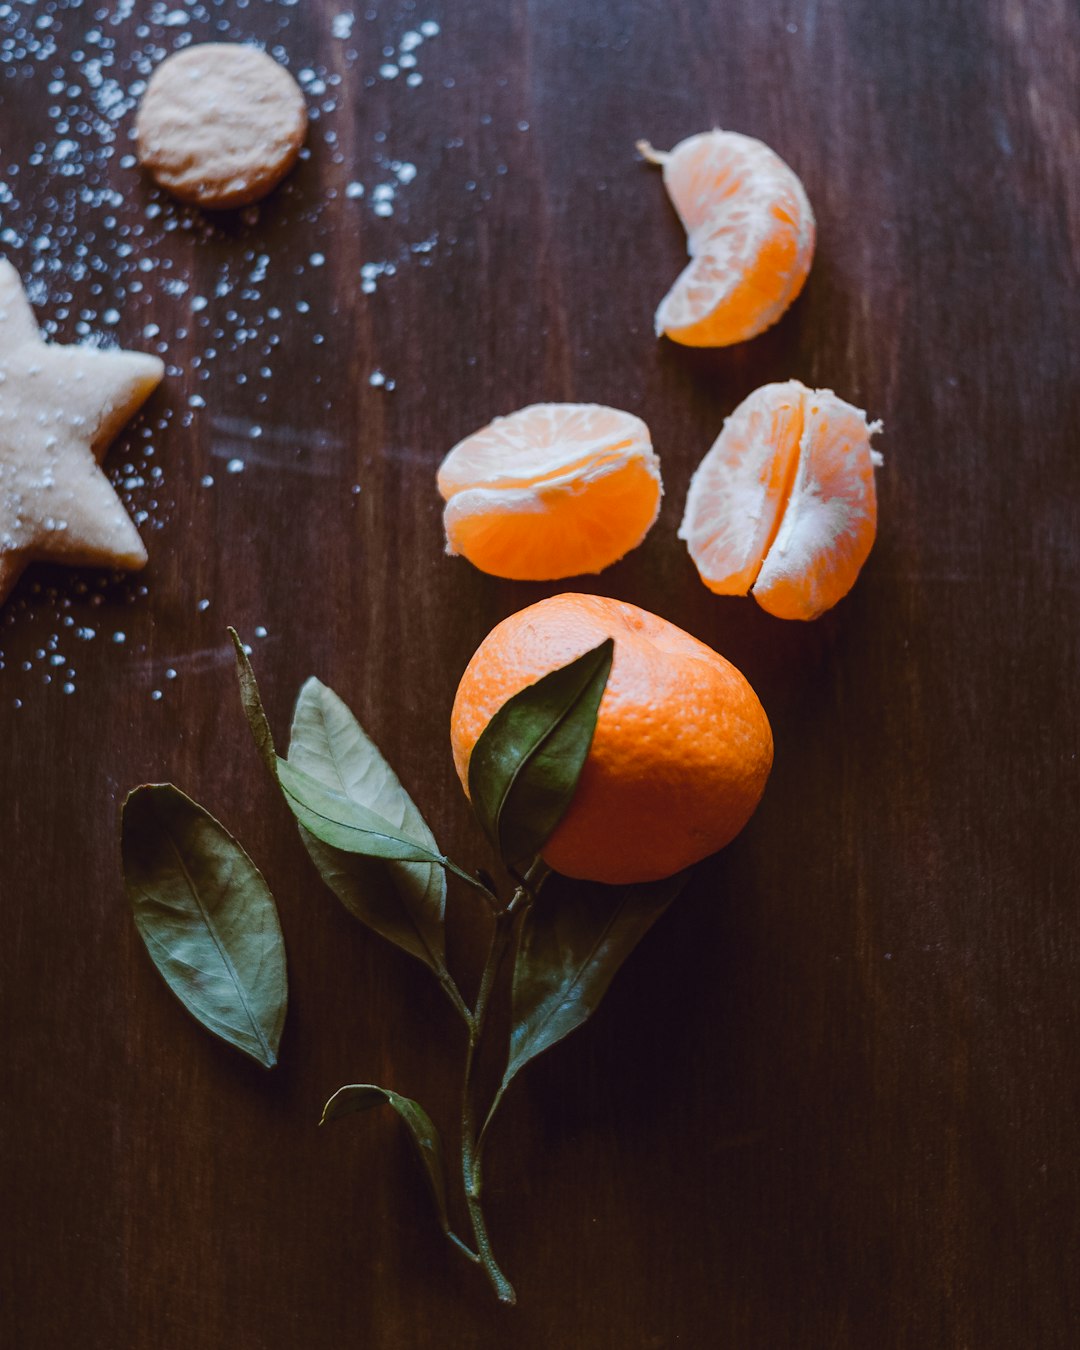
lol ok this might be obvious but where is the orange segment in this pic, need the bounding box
[437,403,662,581]
[640,130,815,348]
[677,382,804,595]
[680,380,882,620]
[754,392,881,620]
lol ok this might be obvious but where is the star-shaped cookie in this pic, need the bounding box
[0,259,165,605]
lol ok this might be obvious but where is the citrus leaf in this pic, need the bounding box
[321,1084,454,1241]
[288,678,447,971]
[467,638,613,868]
[502,871,689,1092]
[277,758,448,863]
[230,631,446,866]
[122,784,287,1069]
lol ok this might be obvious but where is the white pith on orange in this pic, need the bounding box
[679,380,883,620]
[639,130,816,348]
[437,403,663,581]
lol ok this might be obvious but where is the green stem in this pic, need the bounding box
[456,859,553,1301]
[460,905,518,1304]
[443,857,501,910]
[463,1185,515,1303]
[446,1230,481,1264]
[510,858,552,904]
[437,966,475,1032]
[473,1081,507,1187]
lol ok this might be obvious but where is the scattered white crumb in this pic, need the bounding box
[0,3,465,706]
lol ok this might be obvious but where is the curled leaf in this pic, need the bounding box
[229,627,277,778]
[288,678,447,971]
[467,639,613,868]
[322,1085,457,1246]
[122,784,288,1069]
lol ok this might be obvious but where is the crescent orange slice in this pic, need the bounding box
[639,130,815,348]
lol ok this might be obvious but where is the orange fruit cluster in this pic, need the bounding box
[450,595,773,884]
[443,128,885,880]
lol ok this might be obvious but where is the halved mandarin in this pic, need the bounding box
[639,130,815,348]
[679,381,882,620]
[437,403,662,581]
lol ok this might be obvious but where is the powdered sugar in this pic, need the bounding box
[0,1,525,705]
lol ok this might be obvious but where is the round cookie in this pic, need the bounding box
[135,44,308,209]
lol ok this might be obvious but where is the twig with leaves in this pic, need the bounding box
[121,631,688,1305]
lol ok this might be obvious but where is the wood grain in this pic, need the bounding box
[2,0,1078,1345]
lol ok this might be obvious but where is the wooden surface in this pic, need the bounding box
[2,1,1078,1345]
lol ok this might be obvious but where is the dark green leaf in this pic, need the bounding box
[468,638,613,868]
[288,678,447,971]
[321,1084,453,1239]
[122,784,287,1069]
[502,871,689,1091]
[230,630,445,867]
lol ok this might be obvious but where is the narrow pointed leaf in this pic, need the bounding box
[122,784,287,1069]
[468,638,613,868]
[230,631,446,867]
[502,871,689,1091]
[288,678,447,970]
[321,1084,453,1239]
[229,628,277,778]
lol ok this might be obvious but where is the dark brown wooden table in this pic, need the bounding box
[2,1,1078,1345]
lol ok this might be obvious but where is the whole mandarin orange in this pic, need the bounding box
[450,594,773,884]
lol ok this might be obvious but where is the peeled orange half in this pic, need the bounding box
[639,130,815,347]
[437,403,663,581]
[679,380,883,620]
